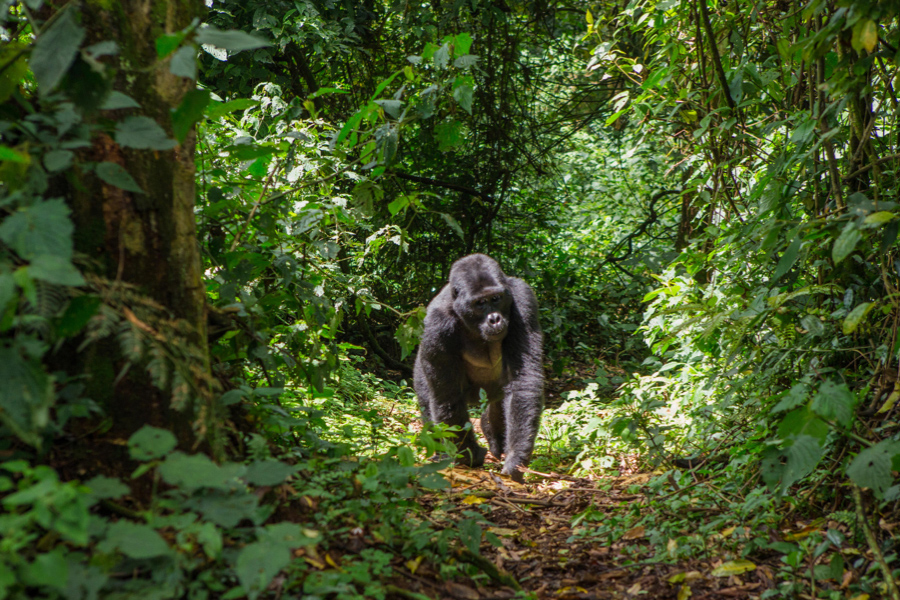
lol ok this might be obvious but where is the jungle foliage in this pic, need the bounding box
[2,0,900,597]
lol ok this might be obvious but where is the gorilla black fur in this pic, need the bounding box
[413,254,544,482]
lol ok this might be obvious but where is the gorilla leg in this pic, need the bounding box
[480,400,505,461]
[430,392,486,467]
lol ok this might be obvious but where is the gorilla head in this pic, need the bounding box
[450,254,512,342]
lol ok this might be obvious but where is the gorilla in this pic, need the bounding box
[414,254,544,482]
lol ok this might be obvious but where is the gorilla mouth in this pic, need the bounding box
[482,324,508,341]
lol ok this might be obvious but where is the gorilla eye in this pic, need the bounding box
[491,295,500,302]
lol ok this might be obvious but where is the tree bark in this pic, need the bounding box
[64,0,216,452]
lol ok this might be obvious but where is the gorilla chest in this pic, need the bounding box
[462,342,507,387]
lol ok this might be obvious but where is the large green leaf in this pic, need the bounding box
[0,198,74,260]
[244,459,296,486]
[171,89,210,143]
[159,452,238,491]
[772,235,801,281]
[832,222,861,264]
[195,26,271,52]
[0,347,54,446]
[846,440,900,498]
[96,162,144,193]
[100,521,170,559]
[128,426,177,461]
[31,8,85,93]
[29,255,84,286]
[114,116,176,150]
[781,435,824,492]
[842,302,874,334]
[811,380,857,423]
[236,542,290,600]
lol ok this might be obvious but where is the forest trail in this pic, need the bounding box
[401,467,770,600]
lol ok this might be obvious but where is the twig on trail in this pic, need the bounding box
[556,488,643,501]
[491,497,528,514]
[455,549,522,591]
[520,467,581,481]
[384,585,432,600]
[853,484,900,600]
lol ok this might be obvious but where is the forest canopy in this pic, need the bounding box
[2,0,900,598]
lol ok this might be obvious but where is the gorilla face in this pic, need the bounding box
[450,255,512,342]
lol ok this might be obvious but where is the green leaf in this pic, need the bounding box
[453,83,474,114]
[433,44,450,69]
[30,8,85,93]
[0,198,75,260]
[0,145,30,163]
[100,521,170,559]
[244,459,296,486]
[56,295,101,337]
[832,222,861,264]
[29,255,84,286]
[84,475,129,499]
[781,435,824,492]
[441,213,465,239]
[453,32,473,57]
[155,32,185,58]
[0,347,54,447]
[261,522,319,548]
[170,45,197,79]
[0,271,16,315]
[195,26,271,53]
[799,314,824,336]
[115,116,177,150]
[101,91,141,110]
[772,383,809,413]
[847,439,900,498]
[388,195,410,216]
[435,120,463,151]
[453,55,479,69]
[458,518,482,554]
[418,472,448,489]
[773,235,802,281]
[95,162,144,193]
[172,88,210,143]
[20,550,68,591]
[811,380,857,423]
[777,408,828,442]
[44,150,74,172]
[711,560,756,577]
[159,452,237,490]
[128,425,177,461]
[864,211,895,226]
[205,98,259,119]
[843,302,874,334]
[236,542,290,600]
[0,43,28,104]
[851,18,878,54]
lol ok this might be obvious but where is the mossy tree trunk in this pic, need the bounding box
[63,0,219,454]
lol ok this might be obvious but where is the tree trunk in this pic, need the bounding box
[63,0,218,454]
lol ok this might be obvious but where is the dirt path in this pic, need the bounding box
[395,467,770,600]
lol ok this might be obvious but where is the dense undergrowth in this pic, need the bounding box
[3,0,900,598]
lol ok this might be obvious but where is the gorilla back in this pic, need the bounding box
[413,254,544,482]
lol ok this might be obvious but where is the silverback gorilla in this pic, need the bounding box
[413,254,544,482]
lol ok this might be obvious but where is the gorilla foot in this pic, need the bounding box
[456,445,487,468]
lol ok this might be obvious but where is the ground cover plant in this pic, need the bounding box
[2,0,900,598]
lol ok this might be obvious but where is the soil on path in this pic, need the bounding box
[393,467,771,600]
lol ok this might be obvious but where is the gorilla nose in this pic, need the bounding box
[487,313,502,326]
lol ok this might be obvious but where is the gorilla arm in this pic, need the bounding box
[499,277,544,480]
[413,291,487,466]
